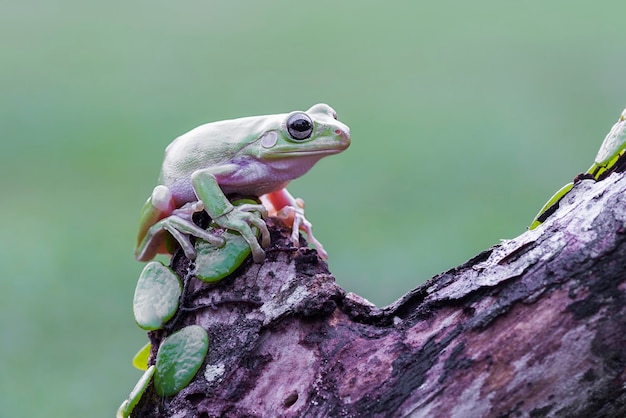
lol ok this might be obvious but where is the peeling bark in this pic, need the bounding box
[133,171,626,418]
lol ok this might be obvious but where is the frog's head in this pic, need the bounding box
[257,103,351,159]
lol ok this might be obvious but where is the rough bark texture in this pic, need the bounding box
[133,171,626,418]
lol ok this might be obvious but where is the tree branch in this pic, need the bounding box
[132,171,626,418]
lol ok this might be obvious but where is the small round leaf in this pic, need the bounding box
[195,199,260,282]
[195,229,253,282]
[154,325,209,397]
[133,261,182,330]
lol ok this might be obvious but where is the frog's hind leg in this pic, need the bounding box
[135,213,226,261]
[135,185,226,261]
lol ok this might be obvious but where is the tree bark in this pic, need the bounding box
[132,171,626,418]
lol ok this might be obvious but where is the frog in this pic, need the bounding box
[529,108,626,230]
[135,103,351,263]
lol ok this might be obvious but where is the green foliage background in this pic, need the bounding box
[1,1,625,416]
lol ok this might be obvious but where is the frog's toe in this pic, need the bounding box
[235,221,266,262]
[159,226,193,259]
[248,215,270,248]
[237,203,269,219]
[250,245,266,263]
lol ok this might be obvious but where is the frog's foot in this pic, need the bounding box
[273,198,328,260]
[212,203,270,263]
[135,211,226,261]
[260,190,329,259]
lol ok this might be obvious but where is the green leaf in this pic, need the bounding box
[194,228,254,282]
[154,325,209,397]
[133,261,182,330]
[132,342,152,371]
[116,365,156,418]
[194,199,260,282]
[529,182,574,230]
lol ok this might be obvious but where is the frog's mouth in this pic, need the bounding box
[270,147,346,156]
[269,131,351,157]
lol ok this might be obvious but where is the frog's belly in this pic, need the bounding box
[167,154,323,206]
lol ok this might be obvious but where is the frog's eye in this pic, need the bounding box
[287,113,313,140]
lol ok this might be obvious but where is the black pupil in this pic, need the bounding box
[292,118,311,132]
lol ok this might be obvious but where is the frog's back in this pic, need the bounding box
[158,113,282,202]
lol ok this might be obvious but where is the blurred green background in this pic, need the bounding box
[2,0,625,416]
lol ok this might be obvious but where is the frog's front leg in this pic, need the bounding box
[135,185,225,261]
[191,170,270,263]
[260,189,328,259]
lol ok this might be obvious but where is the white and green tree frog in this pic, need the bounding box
[530,108,626,229]
[135,103,351,263]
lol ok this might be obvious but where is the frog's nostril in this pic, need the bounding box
[335,129,350,140]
